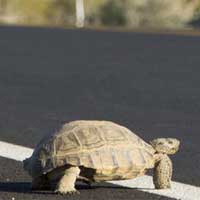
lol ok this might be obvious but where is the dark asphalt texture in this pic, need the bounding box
[0,25,200,199]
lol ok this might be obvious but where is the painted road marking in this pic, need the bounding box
[0,141,33,161]
[109,177,200,200]
[0,141,200,200]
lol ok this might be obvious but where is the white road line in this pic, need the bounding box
[109,177,200,200]
[0,141,33,161]
[0,141,200,200]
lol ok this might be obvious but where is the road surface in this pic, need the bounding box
[0,25,200,199]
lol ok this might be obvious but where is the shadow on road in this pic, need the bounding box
[0,181,134,194]
[0,182,32,194]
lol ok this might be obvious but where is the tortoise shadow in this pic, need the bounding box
[0,182,32,194]
[0,182,58,195]
[0,181,155,194]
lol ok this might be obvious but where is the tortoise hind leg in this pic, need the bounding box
[32,175,50,190]
[153,154,172,189]
[55,166,80,194]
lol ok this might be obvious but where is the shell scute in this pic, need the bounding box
[56,133,79,153]
[75,126,105,149]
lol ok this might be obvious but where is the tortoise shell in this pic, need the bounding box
[29,120,155,179]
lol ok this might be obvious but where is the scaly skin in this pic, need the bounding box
[153,154,172,189]
[54,166,80,195]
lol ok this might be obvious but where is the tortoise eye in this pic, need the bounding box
[158,142,163,145]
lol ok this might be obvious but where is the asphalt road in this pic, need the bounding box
[0,25,200,199]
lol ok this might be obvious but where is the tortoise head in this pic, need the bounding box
[150,138,180,155]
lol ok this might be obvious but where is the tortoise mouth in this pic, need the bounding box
[168,146,179,154]
[154,146,179,155]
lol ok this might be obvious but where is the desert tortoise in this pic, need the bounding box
[23,120,180,194]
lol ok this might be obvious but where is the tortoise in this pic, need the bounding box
[23,120,180,194]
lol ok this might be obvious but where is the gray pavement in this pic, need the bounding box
[0,25,200,199]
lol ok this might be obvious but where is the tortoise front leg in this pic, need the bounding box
[55,166,80,194]
[153,154,172,189]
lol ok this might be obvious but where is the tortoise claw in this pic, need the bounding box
[55,189,80,195]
